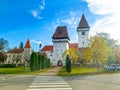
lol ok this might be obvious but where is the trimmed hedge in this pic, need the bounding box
[0,64,16,68]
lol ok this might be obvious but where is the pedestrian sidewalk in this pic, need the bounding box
[39,67,62,76]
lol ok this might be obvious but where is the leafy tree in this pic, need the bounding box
[19,42,24,48]
[66,55,71,73]
[81,47,92,64]
[0,38,9,52]
[0,52,6,64]
[63,48,79,64]
[90,35,111,71]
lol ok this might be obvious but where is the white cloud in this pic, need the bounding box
[30,0,45,19]
[84,0,120,40]
[58,11,80,28]
[31,39,41,45]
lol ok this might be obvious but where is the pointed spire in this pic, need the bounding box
[77,14,90,29]
[24,39,31,48]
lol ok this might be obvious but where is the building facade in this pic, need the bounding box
[41,14,90,66]
[6,39,32,65]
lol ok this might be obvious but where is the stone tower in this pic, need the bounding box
[24,39,32,61]
[52,26,70,66]
[77,14,90,48]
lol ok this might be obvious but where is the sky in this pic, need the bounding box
[0,0,120,51]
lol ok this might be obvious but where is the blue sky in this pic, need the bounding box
[0,0,120,51]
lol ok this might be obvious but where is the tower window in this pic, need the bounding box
[82,42,84,45]
[82,32,85,35]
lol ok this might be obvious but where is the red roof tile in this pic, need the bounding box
[52,26,70,40]
[41,45,53,52]
[24,39,31,48]
[69,43,78,51]
[7,48,24,53]
[77,14,90,29]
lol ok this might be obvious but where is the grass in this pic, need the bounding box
[58,65,120,76]
[0,66,54,75]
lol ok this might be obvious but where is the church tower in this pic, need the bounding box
[52,26,70,66]
[24,39,32,61]
[77,14,90,48]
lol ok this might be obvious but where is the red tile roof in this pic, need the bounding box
[77,14,90,29]
[7,48,24,53]
[41,45,53,52]
[52,26,70,40]
[69,43,78,51]
[24,39,31,48]
[41,43,78,52]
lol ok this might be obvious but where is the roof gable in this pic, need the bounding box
[69,43,78,51]
[52,26,70,40]
[7,48,24,53]
[24,39,31,48]
[77,14,90,29]
[41,45,53,52]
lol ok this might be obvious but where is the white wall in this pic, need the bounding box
[52,39,69,66]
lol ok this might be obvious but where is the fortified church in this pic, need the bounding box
[41,14,90,66]
[5,14,90,66]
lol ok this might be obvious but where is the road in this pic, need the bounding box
[1,73,120,90]
[0,75,35,90]
[63,73,120,90]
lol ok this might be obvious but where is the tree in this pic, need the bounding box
[47,58,50,68]
[63,48,79,64]
[30,52,35,71]
[0,38,9,52]
[38,54,41,70]
[66,55,71,73]
[41,55,44,69]
[19,42,24,48]
[0,52,6,64]
[34,53,38,70]
[81,47,92,64]
[90,35,111,71]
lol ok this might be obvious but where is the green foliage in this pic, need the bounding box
[66,55,71,73]
[63,48,79,63]
[19,41,24,48]
[90,35,111,71]
[47,58,50,68]
[41,55,44,69]
[30,52,35,71]
[38,54,41,70]
[34,53,38,70]
[0,64,16,68]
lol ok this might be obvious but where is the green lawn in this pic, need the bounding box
[58,66,120,76]
[0,66,54,75]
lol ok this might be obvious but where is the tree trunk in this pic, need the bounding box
[96,61,100,72]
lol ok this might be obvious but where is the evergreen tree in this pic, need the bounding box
[19,42,24,48]
[66,55,72,73]
[41,55,44,69]
[48,58,50,68]
[34,53,38,70]
[38,54,41,70]
[30,52,34,71]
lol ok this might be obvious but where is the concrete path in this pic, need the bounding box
[27,67,72,90]
[39,67,61,76]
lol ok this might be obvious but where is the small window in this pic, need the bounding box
[82,32,85,35]
[82,42,84,45]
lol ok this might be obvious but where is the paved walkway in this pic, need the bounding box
[27,67,72,90]
[39,67,62,76]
